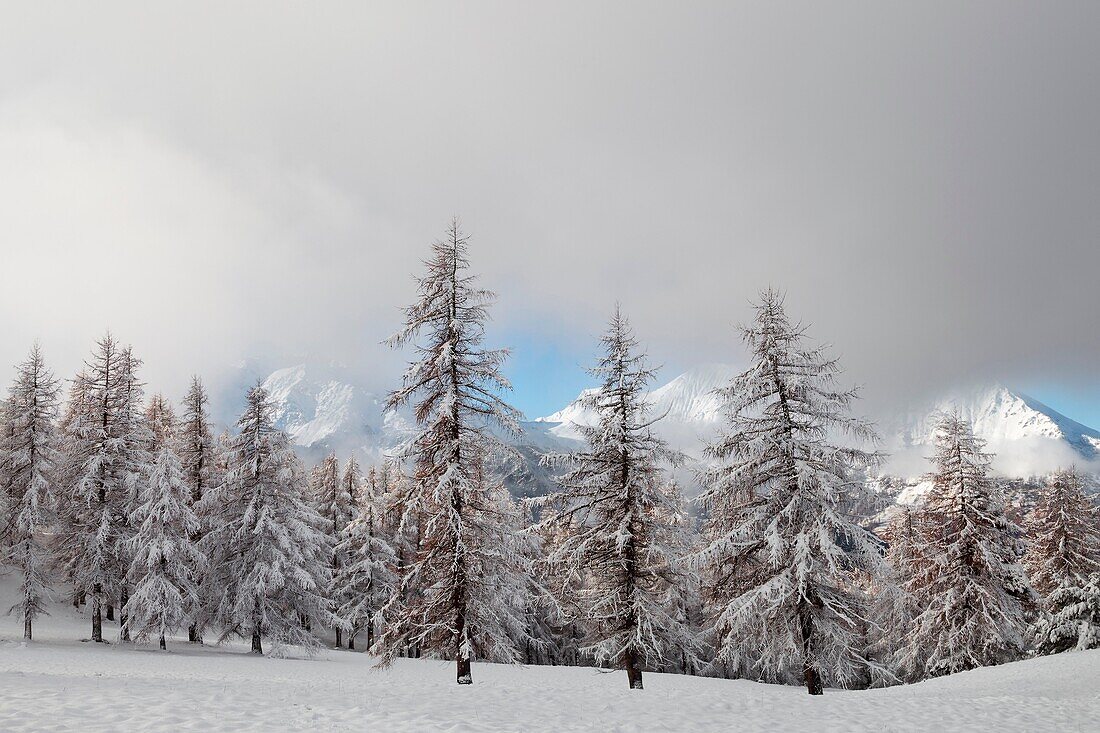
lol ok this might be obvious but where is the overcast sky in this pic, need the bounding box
[1,2,1098,422]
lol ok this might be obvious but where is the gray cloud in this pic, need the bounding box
[1,2,1098,418]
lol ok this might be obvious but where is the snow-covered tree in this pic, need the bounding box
[1032,572,1100,654]
[55,334,148,643]
[335,458,397,651]
[114,346,154,642]
[897,413,1034,680]
[144,394,178,449]
[310,452,355,647]
[200,384,340,656]
[1023,468,1100,655]
[535,308,699,690]
[0,345,62,640]
[178,376,218,642]
[1023,468,1100,597]
[123,440,206,650]
[694,289,884,695]
[867,506,923,685]
[379,219,531,684]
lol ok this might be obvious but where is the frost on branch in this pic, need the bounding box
[200,384,340,656]
[534,307,701,690]
[378,220,532,684]
[693,289,884,695]
[896,412,1035,680]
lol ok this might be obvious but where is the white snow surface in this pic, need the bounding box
[0,579,1098,732]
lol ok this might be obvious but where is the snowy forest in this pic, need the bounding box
[2,221,1098,698]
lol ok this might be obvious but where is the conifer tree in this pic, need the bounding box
[695,290,883,695]
[178,377,217,642]
[311,452,354,647]
[897,413,1034,680]
[1024,467,1100,655]
[145,394,177,447]
[114,346,154,642]
[55,334,133,642]
[1032,572,1100,654]
[0,398,16,546]
[535,308,699,690]
[867,506,923,685]
[1,345,62,640]
[379,219,531,684]
[200,384,340,656]
[335,458,397,652]
[123,437,206,650]
[1023,467,1100,597]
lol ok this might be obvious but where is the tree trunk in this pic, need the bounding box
[188,623,199,643]
[366,622,374,653]
[119,587,130,642]
[92,593,103,643]
[799,605,823,695]
[457,655,472,685]
[335,628,343,648]
[625,651,644,690]
[251,629,263,655]
[24,614,32,641]
[159,634,166,651]
[106,603,114,622]
[348,633,355,651]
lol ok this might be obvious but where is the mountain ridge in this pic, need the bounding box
[237,362,1100,486]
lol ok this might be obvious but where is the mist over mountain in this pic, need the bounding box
[237,361,1100,502]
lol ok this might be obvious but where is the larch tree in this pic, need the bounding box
[695,289,884,695]
[145,394,177,448]
[178,376,218,643]
[535,308,700,690]
[379,219,531,684]
[1023,467,1100,597]
[896,413,1034,680]
[1,345,62,640]
[334,457,397,652]
[311,451,354,647]
[867,505,923,685]
[55,334,135,643]
[1032,572,1100,654]
[123,422,206,650]
[114,346,155,642]
[1024,467,1100,655]
[200,384,340,656]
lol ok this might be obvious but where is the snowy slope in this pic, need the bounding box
[0,577,1097,732]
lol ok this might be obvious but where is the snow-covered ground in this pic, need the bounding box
[0,583,1097,732]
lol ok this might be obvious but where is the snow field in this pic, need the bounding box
[0,595,1097,732]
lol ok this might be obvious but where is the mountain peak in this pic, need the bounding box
[888,382,1100,467]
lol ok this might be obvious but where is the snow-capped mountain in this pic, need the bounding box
[889,384,1100,460]
[538,363,736,453]
[235,362,577,497]
[260,364,415,459]
[229,360,1098,501]
[539,367,1100,480]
